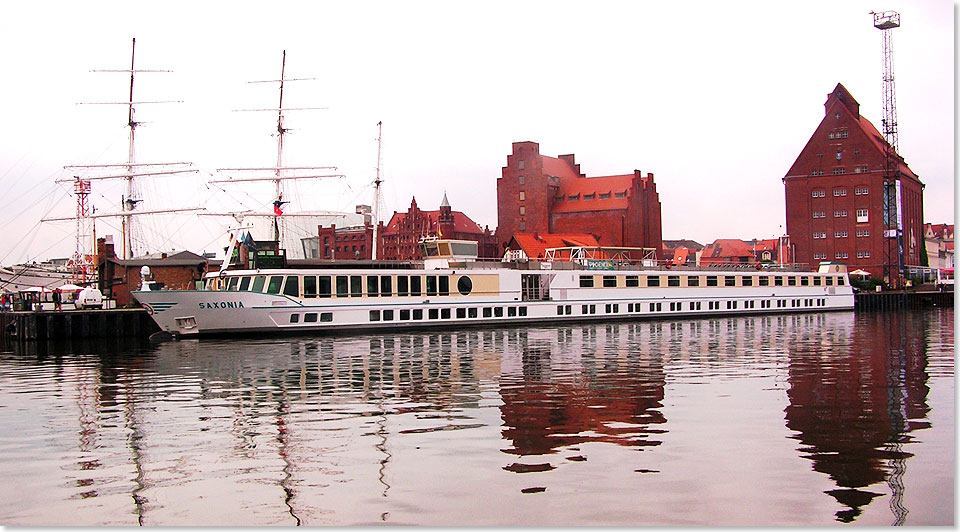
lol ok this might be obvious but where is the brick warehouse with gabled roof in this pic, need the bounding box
[783,83,924,276]
[497,141,662,255]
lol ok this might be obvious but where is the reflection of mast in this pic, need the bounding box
[122,379,147,525]
[884,320,909,525]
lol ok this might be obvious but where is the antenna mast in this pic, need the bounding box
[372,121,384,260]
[872,10,904,288]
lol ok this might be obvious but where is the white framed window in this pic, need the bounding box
[519,191,525,201]
[519,206,525,215]
[811,189,826,198]
[834,251,848,259]
[834,188,847,197]
[834,231,848,238]
[856,209,869,223]
[832,168,846,175]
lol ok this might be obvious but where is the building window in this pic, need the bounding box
[836,151,842,161]
[855,186,869,195]
[811,189,825,198]
[598,192,611,199]
[583,193,595,201]
[518,175,525,185]
[519,191,525,201]
[832,168,846,175]
[518,160,524,170]
[519,220,526,231]
[519,206,525,215]
[833,188,847,197]
[614,191,627,198]
[568,194,580,201]
[811,169,824,176]
[856,209,869,223]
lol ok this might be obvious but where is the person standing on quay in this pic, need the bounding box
[52,288,62,311]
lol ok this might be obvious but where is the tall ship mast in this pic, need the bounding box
[43,38,200,267]
[206,50,344,260]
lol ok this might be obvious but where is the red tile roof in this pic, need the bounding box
[381,210,484,237]
[508,233,600,260]
[700,239,756,264]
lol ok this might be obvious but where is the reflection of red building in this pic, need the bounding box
[499,338,666,457]
[379,195,497,260]
[784,312,930,523]
[497,141,662,256]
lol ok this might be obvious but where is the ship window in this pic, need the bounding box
[290,314,300,323]
[706,276,718,287]
[519,307,527,316]
[266,276,283,294]
[508,307,517,317]
[801,277,810,286]
[400,309,410,320]
[398,276,409,297]
[742,276,753,287]
[252,275,266,293]
[227,277,240,291]
[788,277,797,286]
[774,276,784,286]
[469,307,478,318]
[579,275,594,288]
[441,308,451,319]
[350,276,363,297]
[304,313,318,323]
[381,276,392,297]
[813,276,822,286]
[426,276,438,296]
[837,276,845,286]
[413,309,423,320]
[369,310,381,321]
[303,276,317,298]
[626,275,639,287]
[383,310,394,321]
[439,276,450,296]
[283,276,300,297]
[319,276,332,298]
[335,276,348,297]
[238,276,251,291]
[367,276,379,297]
[320,312,333,322]
[457,308,467,319]
[410,276,422,296]
[429,309,439,319]
[724,276,736,287]
[495,307,504,317]
[688,276,700,287]
[759,276,769,286]
[458,276,473,296]
[603,275,617,287]
[668,275,680,287]
[826,276,834,286]
[647,275,661,287]
[483,307,492,317]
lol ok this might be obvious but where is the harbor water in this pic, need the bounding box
[0,309,953,526]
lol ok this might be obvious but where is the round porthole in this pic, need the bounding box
[457,276,473,296]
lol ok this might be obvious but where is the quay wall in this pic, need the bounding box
[1,309,159,342]
[853,290,954,311]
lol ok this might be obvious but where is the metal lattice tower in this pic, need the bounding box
[872,10,904,286]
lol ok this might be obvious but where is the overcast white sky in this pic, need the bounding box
[0,0,954,263]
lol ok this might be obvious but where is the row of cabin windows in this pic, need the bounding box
[579,274,844,288]
[560,298,828,315]
[369,306,528,322]
[225,274,455,298]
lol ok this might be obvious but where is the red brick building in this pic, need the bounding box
[379,195,497,260]
[497,141,662,256]
[97,237,208,307]
[317,224,374,260]
[783,84,924,276]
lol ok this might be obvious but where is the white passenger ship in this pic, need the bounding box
[133,239,855,337]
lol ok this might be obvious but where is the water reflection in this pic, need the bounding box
[0,309,952,525]
[784,311,942,524]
